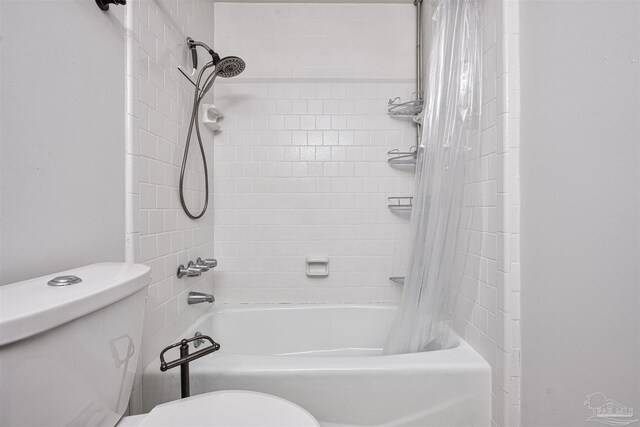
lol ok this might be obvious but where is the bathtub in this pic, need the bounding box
[143,304,490,426]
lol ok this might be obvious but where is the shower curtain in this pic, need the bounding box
[384,0,483,354]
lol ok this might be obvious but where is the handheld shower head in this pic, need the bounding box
[177,50,246,220]
[215,56,246,78]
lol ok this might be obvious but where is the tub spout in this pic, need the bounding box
[188,291,215,305]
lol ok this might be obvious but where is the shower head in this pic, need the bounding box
[215,56,246,78]
[197,56,246,99]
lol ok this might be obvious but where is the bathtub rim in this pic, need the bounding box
[145,303,490,374]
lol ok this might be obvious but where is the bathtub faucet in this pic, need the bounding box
[187,291,215,305]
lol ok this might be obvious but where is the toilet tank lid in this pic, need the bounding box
[0,263,151,346]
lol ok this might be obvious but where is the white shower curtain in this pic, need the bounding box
[384,0,483,354]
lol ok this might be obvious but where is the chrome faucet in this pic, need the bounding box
[176,258,217,279]
[188,291,215,305]
[193,258,211,271]
[177,262,202,279]
[198,257,217,268]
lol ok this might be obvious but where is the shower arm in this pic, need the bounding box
[187,38,220,70]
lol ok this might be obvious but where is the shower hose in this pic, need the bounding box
[179,62,217,219]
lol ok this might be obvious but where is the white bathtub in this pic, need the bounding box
[143,304,490,426]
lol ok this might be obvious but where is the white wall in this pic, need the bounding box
[0,0,217,411]
[519,1,640,425]
[211,3,415,303]
[449,1,521,425]
[0,0,126,284]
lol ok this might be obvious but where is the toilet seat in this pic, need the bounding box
[131,390,319,427]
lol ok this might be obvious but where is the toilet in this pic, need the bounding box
[0,263,319,427]
[118,390,318,427]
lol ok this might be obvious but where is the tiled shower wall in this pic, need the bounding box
[122,0,520,421]
[449,0,521,426]
[211,3,417,303]
[124,0,217,380]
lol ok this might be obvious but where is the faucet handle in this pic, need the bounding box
[194,258,210,272]
[177,262,202,279]
[187,261,203,275]
[201,258,217,268]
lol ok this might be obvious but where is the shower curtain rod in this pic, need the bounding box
[415,0,424,146]
[415,0,423,98]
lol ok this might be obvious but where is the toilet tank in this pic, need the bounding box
[0,263,151,427]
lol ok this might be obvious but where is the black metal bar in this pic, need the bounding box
[180,340,190,398]
[159,335,220,399]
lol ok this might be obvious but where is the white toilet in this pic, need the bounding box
[0,263,319,427]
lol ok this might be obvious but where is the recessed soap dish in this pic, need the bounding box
[306,257,329,277]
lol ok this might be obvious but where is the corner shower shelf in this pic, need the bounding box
[387,95,424,117]
[388,148,418,165]
[388,197,413,211]
[389,277,405,285]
